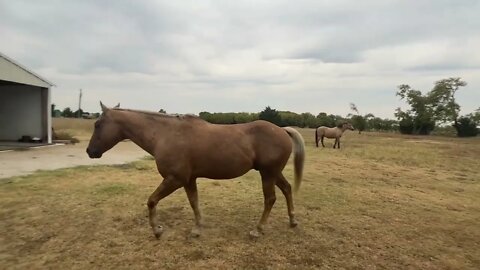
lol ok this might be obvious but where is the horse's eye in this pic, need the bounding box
[94,122,101,129]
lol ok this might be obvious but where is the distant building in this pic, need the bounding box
[0,52,54,143]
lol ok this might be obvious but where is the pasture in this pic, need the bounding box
[1,120,479,269]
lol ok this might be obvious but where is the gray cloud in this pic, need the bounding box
[1,0,479,117]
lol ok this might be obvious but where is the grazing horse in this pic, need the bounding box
[86,102,305,239]
[315,122,354,149]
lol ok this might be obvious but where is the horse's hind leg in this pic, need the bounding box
[147,176,183,239]
[250,171,276,238]
[184,178,203,237]
[275,173,298,228]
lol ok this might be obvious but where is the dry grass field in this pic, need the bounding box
[52,118,95,141]
[1,124,479,269]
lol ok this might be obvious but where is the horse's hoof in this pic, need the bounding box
[290,219,299,228]
[153,225,163,239]
[189,227,201,238]
[249,229,262,239]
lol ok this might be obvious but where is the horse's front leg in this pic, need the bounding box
[184,178,203,237]
[333,138,338,148]
[147,176,184,239]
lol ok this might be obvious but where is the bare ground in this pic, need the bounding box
[0,141,147,179]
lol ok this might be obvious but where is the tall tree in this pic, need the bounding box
[348,103,365,134]
[62,107,74,118]
[395,78,468,135]
[259,106,282,126]
[428,77,467,124]
[395,85,436,135]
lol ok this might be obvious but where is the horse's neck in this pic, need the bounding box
[114,112,172,156]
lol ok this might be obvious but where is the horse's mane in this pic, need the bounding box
[112,108,199,120]
[336,122,349,128]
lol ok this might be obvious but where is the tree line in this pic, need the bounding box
[51,77,479,137]
[51,105,100,119]
[199,77,479,137]
[199,107,398,132]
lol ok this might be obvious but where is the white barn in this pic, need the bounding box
[0,52,54,145]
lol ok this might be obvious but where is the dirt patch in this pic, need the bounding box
[406,140,450,144]
[0,140,147,179]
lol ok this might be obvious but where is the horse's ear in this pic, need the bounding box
[100,101,108,112]
[114,103,120,108]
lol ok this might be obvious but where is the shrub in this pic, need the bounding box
[454,117,478,137]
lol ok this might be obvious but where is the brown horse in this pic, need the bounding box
[315,122,354,149]
[86,102,305,239]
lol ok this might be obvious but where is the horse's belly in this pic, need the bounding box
[194,156,253,180]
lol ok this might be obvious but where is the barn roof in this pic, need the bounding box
[0,52,54,88]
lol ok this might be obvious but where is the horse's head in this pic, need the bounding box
[345,122,355,131]
[86,102,123,159]
[338,122,354,131]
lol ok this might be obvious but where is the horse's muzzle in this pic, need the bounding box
[86,148,102,159]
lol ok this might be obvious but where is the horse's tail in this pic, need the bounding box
[315,128,319,147]
[283,127,305,193]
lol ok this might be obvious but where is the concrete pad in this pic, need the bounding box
[0,140,149,179]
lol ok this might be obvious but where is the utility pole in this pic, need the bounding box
[78,88,82,118]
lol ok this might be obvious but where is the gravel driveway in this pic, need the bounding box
[0,141,148,179]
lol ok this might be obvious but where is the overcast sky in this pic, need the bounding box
[1,0,479,118]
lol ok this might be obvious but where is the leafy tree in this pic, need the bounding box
[74,109,84,118]
[158,109,166,113]
[366,115,398,132]
[395,84,435,134]
[316,112,335,127]
[302,113,318,128]
[453,116,478,137]
[348,103,366,133]
[350,115,366,133]
[472,108,480,122]
[259,106,282,126]
[279,111,303,127]
[199,111,212,122]
[429,78,466,123]
[235,112,259,123]
[364,113,375,130]
[199,111,258,124]
[396,77,468,136]
[62,107,74,118]
[452,107,480,137]
[51,103,62,117]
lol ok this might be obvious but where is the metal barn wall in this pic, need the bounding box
[0,84,44,141]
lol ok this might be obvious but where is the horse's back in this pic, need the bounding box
[317,126,338,138]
